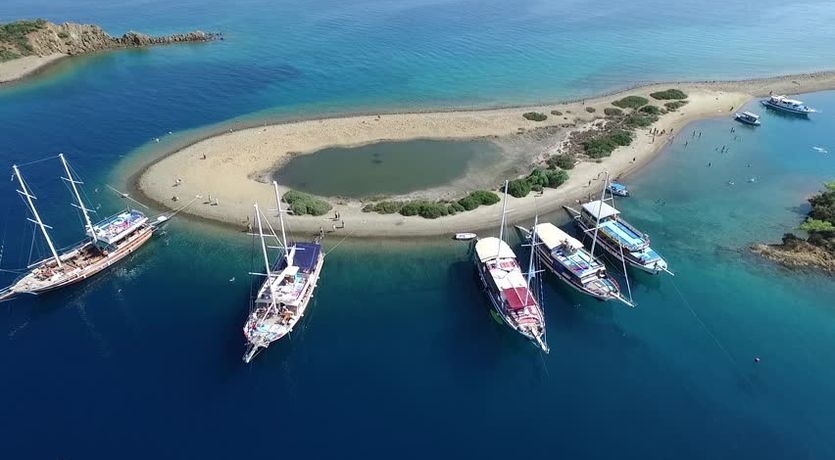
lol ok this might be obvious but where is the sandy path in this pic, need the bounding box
[135,72,835,238]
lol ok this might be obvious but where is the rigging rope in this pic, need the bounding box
[13,155,60,168]
[667,276,744,372]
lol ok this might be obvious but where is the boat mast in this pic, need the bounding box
[58,154,97,243]
[497,180,509,257]
[12,165,62,267]
[254,203,271,277]
[524,214,539,305]
[272,181,289,258]
[589,171,610,258]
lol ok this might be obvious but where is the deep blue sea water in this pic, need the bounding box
[2,1,835,458]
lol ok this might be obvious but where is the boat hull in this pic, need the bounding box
[760,100,812,116]
[562,207,667,275]
[734,115,761,126]
[0,225,155,301]
[243,250,324,363]
[535,245,621,302]
[473,251,548,352]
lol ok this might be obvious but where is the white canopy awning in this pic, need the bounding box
[581,200,620,220]
[534,223,583,250]
[475,237,516,262]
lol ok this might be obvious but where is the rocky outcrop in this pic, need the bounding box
[1,19,220,60]
[752,236,835,274]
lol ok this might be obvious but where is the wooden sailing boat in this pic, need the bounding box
[473,180,548,353]
[516,222,633,307]
[0,154,163,302]
[564,171,672,276]
[242,181,325,363]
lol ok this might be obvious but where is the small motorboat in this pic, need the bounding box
[760,95,816,116]
[607,181,629,197]
[734,111,761,126]
[454,232,477,241]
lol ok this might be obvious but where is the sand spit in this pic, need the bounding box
[135,72,835,238]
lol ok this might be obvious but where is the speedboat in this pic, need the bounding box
[607,181,629,197]
[454,232,477,241]
[760,95,816,115]
[734,111,761,126]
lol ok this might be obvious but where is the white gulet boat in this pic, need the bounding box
[0,154,163,301]
[473,181,548,353]
[243,182,325,363]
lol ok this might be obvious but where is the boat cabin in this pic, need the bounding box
[88,210,148,250]
[535,223,605,281]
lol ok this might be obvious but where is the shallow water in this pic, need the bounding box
[273,138,502,198]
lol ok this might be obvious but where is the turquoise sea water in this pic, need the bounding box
[2,1,835,458]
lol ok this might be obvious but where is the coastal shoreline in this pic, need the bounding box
[129,71,835,239]
[0,53,68,85]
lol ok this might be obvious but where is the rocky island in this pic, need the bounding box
[0,19,220,84]
[753,182,835,274]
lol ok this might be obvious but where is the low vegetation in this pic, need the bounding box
[611,95,648,109]
[522,112,548,122]
[639,105,662,115]
[585,106,596,113]
[624,111,659,128]
[282,190,332,216]
[650,89,688,100]
[547,154,575,170]
[0,19,46,61]
[457,190,500,210]
[753,182,835,273]
[550,110,562,116]
[582,129,633,159]
[371,201,404,214]
[603,107,623,117]
[664,100,688,111]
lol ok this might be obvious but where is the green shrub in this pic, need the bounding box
[507,178,531,198]
[611,96,648,109]
[372,201,403,214]
[57,31,69,39]
[526,168,549,189]
[548,154,575,170]
[457,190,500,210]
[609,129,633,146]
[0,49,18,62]
[448,202,466,214]
[283,190,332,216]
[650,89,688,100]
[545,169,569,188]
[604,107,623,117]
[399,201,449,219]
[639,105,662,115]
[550,110,562,116]
[664,100,688,111]
[624,112,658,128]
[585,106,596,113]
[800,218,835,234]
[583,137,617,158]
[0,19,47,57]
[582,130,633,158]
[522,112,547,122]
[361,204,374,212]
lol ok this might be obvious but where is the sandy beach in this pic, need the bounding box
[135,71,835,238]
[0,53,67,84]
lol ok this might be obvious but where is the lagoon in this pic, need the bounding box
[272,138,503,198]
